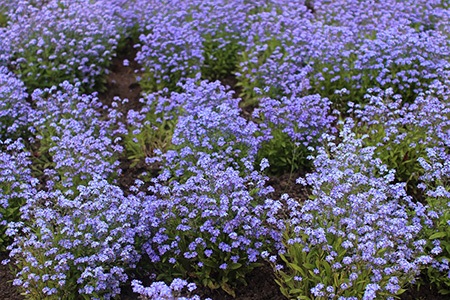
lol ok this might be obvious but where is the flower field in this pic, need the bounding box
[1,0,450,299]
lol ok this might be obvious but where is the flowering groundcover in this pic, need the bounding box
[1,0,450,299]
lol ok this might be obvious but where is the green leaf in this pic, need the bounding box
[208,280,220,290]
[288,262,307,277]
[230,263,242,270]
[202,260,217,268]
[438,289,450,295]
[429,232,447,239]
[221,282,236,297]
[289,288,304,294]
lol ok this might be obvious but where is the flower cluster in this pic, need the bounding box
[275,121,431,299]
[132,278,202,300]
[236,2,315,102]
[136,80,282,296]
[0,140,36,251]
[0,67,32,140]
[254,93,336,173]
[7,178,142,299]
[171,79,265,164]
[415,146,450,293]
[349,83,450,192]
[136,16,204,93]
[28,81,123,191]
[4,0,122,92]
[3,1,450,299]
[351,25,450,102]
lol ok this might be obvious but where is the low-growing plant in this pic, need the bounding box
[136,80,281,296]
[0,67,32,141]
[417,147,450,294]
[124,93,179,167]
[273,121,431,299]
[237,35,285,106]
[201,32,242,81]
[308,55,360,112]
[0,0,12,27]
[0,13,7,27]
[5,0,121,92]
[132,278,200,300]
[28,82,123,191]
[0,140,36,251]
[136,17,204,93]
[235,2,315,106]
[141,153,280,297]
[309,25,450,112]
[170,79,266,167]
[254,94,335,175]
[7,179,143,300]
[350,87,450,199]
[257,129,311,176]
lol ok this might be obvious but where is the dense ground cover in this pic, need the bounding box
[1,0,450,299]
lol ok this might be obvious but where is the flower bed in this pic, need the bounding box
[1,0,450,299]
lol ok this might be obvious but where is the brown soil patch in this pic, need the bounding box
[0,252,24,300]
[195,263,286,300]
[268,171,310,201]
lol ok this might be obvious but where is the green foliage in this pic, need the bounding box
[0,142,34,252]
[356,122,427,196]
[307,55,362,113]
[0,179,29,252]
[275,230,351,299]
[423,203,450,295]
[123,99,179,169]
[420,177,450,294]
[274,229,408,299]
[201,32,242,81]
[139,71,186,95]
[155,230,262,297]
[350,93,448,200]
[271,129,424,299]
[257,129,312,176]
[236,37,284,107]
[0,12,7,27]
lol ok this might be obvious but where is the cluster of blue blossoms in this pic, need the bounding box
[1,0,450,299]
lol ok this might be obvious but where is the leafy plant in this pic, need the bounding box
[237,36,285,106]
[7,179,142,299]
[143,155,275,297]
[132,278,200,300]
[0,140,35,251]
[0,67,32,141]
[308,25,450,113]
[254,94,335,175]
[136,80,280,296]
[28,82,122,192]
[257,129,311,175]
[201,32,242,81]
[417,147,450,294]
[6,0,120,92]
[273,122,430,299]
[351,87,450,199]
[123,93,179,168]
[0,12,7,27]
[136,19,203,93]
